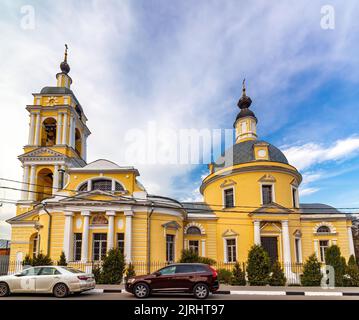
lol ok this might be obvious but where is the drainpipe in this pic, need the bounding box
[147,202,154,274]
[42,203,52,257]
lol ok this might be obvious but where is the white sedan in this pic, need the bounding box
[0,266,96,298]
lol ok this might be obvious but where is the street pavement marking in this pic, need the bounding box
[230,290,286,296]
[304,291,342,296]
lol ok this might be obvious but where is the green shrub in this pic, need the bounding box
[269,261,286,286]
[217,268,233,284]
[246,245,270,286]
[57,251,67,266]
[92,264,103,283]
[344,255,359,287]
[178,249,216,265]
[325,245,346,287]
[100,248,125,284]
[125,262,136,281]
[231,262,246,286]
[32,253,53,266]
[300,254,322,286]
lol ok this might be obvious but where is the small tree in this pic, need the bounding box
[344,255,359,287]
[231,262,246,286]
[32,253,53,266]
[300,254,322,286]
[101,248,125,284]
[125,262,136,281]
[269,261,286,286]
[178,249,216,265]
[92,264,103,283]
[246,245,270,286]
[325,245,346,287]
[217,268,233,284]
[57,251,67,266]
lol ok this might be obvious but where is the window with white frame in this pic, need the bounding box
[295,238,301,263]
[224,188,234,208]
[73,233,82,261]
[166,234,175,262]
[93,233,107,261]
[319,240,329,262]
[292,187,298,208]
[117,233,124,255]
[225,238,237,262]
[262,184,273,204]
[189,240,199,254]
[186,226,201,235]
[317,226,331,233]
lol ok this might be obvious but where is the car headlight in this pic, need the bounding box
[127,278,136,283]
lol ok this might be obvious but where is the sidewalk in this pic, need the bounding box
[95,284,359,296]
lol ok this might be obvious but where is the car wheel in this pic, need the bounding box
[193,283,209,299]
[0,282,10,297]
[53,283,69,298]
[133,283,150,299]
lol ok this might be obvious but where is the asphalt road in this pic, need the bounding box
[1,290,359,300]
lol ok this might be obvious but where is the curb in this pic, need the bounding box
[226,290,359,297]
[103,289,122,293]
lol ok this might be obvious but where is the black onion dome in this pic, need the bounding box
[213,140,288,171]
[60,60,70,74]
[234,82,257,124]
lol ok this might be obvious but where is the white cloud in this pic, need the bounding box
[299,187,320,197]
[283,137,359,171]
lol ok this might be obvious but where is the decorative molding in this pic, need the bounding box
[258,174,276,183]
[91,213,108,225]
[313,221,336,234]
[222,229,238,237]
[219,179,237,188]
[184,222,205,235]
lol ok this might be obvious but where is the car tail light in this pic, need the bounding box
[78,275,90,281]
[209,266,218,278]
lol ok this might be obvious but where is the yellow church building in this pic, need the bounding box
[7,48,356,279]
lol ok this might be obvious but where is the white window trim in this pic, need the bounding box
[291,186,299,208]
[223,236,238,263]
[294,237,303,263]
[222,186,235,209]
[259,182,276,205]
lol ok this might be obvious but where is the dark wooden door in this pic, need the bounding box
[261,237,278,262]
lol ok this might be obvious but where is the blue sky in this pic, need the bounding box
[1,0,359,237]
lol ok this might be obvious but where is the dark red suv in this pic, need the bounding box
[125,263,219,299]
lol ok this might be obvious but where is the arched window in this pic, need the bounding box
[41,118,57,147]
[36,168,53,201]
[75,128,82,157]
[186,226,201,235]
[114,182,124,191]
[78,182,88,192]
[317,225,331,233]
[92,179,112,191]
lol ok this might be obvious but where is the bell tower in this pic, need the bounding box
[233,79,258,143]
[17,45,91,213]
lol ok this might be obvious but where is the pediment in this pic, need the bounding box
[59,189,130,202]
[258,174,276,183]
[162,221,181,230]
[222,229,238,237]
[19,147,65,159]
[249,202,293,216]
[220,179,237,188]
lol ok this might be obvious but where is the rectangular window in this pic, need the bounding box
[319,240,329,262]
[292,187,298,208]
[73,233,82,261]
[226,238,237,263]
[262,185,273,204]
[295,238,301,263]
[117,233,125,255]
[224,188,234,208]
[93,233,107,261]
[32,236,38,258]
[166,234,175,262]
[188,240,199,254]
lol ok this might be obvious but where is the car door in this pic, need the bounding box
[11,267,41,293]
[151,265,177,291]
[173,265,195,289]
[35,267,61,293]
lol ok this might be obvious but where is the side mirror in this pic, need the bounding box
[153,271,161,277]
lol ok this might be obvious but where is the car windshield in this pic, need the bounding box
[60,267,84,274]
